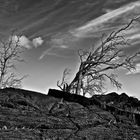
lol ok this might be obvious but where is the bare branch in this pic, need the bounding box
[66,16,140,96]
[57,68,71,92]
[0,31,26,89]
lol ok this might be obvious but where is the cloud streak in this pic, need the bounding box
[39,32,78,59]
[71,1,140,38]
[39,47,74,60]
[39,1,140,60]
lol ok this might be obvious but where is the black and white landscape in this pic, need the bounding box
[0,0,140,139]
[0,0,140,97]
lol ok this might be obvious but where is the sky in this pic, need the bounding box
[0,0,140,99]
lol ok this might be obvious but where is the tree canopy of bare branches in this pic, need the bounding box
[0,32,25,89]
[58,17,140,96]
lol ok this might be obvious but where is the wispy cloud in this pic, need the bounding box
[12,35,44,49]
[39,1,140,60]
[39,32,77,59]
[126,32,140,45]
[50,38,69,49]
[71,1,140,38]
[126,63,140,75]
[39,38,69,60]
[39,47,74,60]
[127,33,140,40]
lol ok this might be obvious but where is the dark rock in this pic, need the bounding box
[48,89,91,107]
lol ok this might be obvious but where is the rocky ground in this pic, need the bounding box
[0,88,139,140]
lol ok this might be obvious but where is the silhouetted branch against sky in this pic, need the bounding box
[57,68,71,91]
[61,17,140,96]
[0,31,26,88]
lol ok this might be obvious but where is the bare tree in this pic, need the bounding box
[57,68,71,92]
[0,32,25,88]
[59,17,140,96]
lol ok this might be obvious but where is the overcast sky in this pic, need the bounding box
[1,0,140,99]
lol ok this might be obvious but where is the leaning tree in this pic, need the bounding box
[58,17,140,96]
[0,32,25,89]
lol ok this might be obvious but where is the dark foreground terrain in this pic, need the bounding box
[0,88,139,140]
